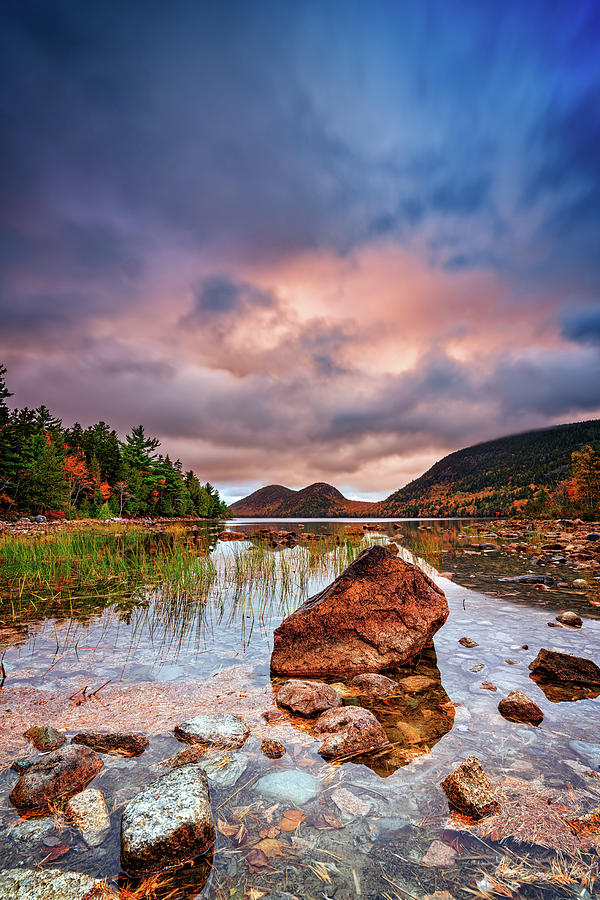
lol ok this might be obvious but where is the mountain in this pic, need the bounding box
[231,419,600,518]
[230,482,377,517]
[380,418,600,517]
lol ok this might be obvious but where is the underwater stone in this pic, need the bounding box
[256,769,321,805]
[313,706,389,758]
[351,673,398,698]
[197,751,248,789]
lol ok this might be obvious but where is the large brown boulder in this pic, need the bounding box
[529,648,600,685]
[9,745,103,812]
[271,545,448,676]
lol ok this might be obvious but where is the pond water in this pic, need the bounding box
[0,518,599,899]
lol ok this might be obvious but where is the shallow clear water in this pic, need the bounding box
[1,519,599,899]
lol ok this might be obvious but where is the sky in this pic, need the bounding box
[1,0,600,503]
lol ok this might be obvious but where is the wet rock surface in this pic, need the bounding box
[174,713,250,748]
[72,731,148,757]
[556,610,583,627]
[529,648,600,685]
[313,705,389,758]
[9,744,103,812]
[23,725,65,752]
[0,868,117,899]
[498,690,543,725]
[271,545,448,676]
[276,679,341,716]
[120,765,215,875]
[351,672,398,698]
[261,738,286,758]
[441,756,498,818]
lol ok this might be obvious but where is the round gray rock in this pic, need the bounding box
[120,765,215,875]
[174,714,249,748]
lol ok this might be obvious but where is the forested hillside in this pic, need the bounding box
[381,420,600,518]
[0,365,229,519]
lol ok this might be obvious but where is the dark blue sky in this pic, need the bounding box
[1,0,599,499]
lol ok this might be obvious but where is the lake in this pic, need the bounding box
[0,518,599,899]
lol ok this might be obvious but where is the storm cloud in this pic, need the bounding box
[1,0,600,500]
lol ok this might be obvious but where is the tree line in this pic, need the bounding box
[0,365,230,520]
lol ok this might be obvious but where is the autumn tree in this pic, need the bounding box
[572,445,600,513]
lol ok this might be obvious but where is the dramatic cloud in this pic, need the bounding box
[1,0,600,500]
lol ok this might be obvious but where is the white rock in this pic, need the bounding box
[66,787,110,847]
[120,765,215,875]
[174,714,249,748]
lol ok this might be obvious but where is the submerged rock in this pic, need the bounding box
[23,725,66,752]
[277,679,341,716]
[556,610,583,628]
[441,756,498,819]
[351,673,398,698]
[271,545,448,676]
[313,706,389,758]
[256,769,321,805]
[498,691,543,726]
[72,731,148,757]
[397,675,437,692]
[158,745,206,770]
[9,745,103,812]
[66,787,110,847]
[174,714,249,749]
[499,574,555,585]
[529,648,600,685]
[197,751,248,789]
[120,765,215,875]
[421,840,457,867]
[0,868,116,899]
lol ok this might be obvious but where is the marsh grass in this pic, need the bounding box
[0,526,384,637]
